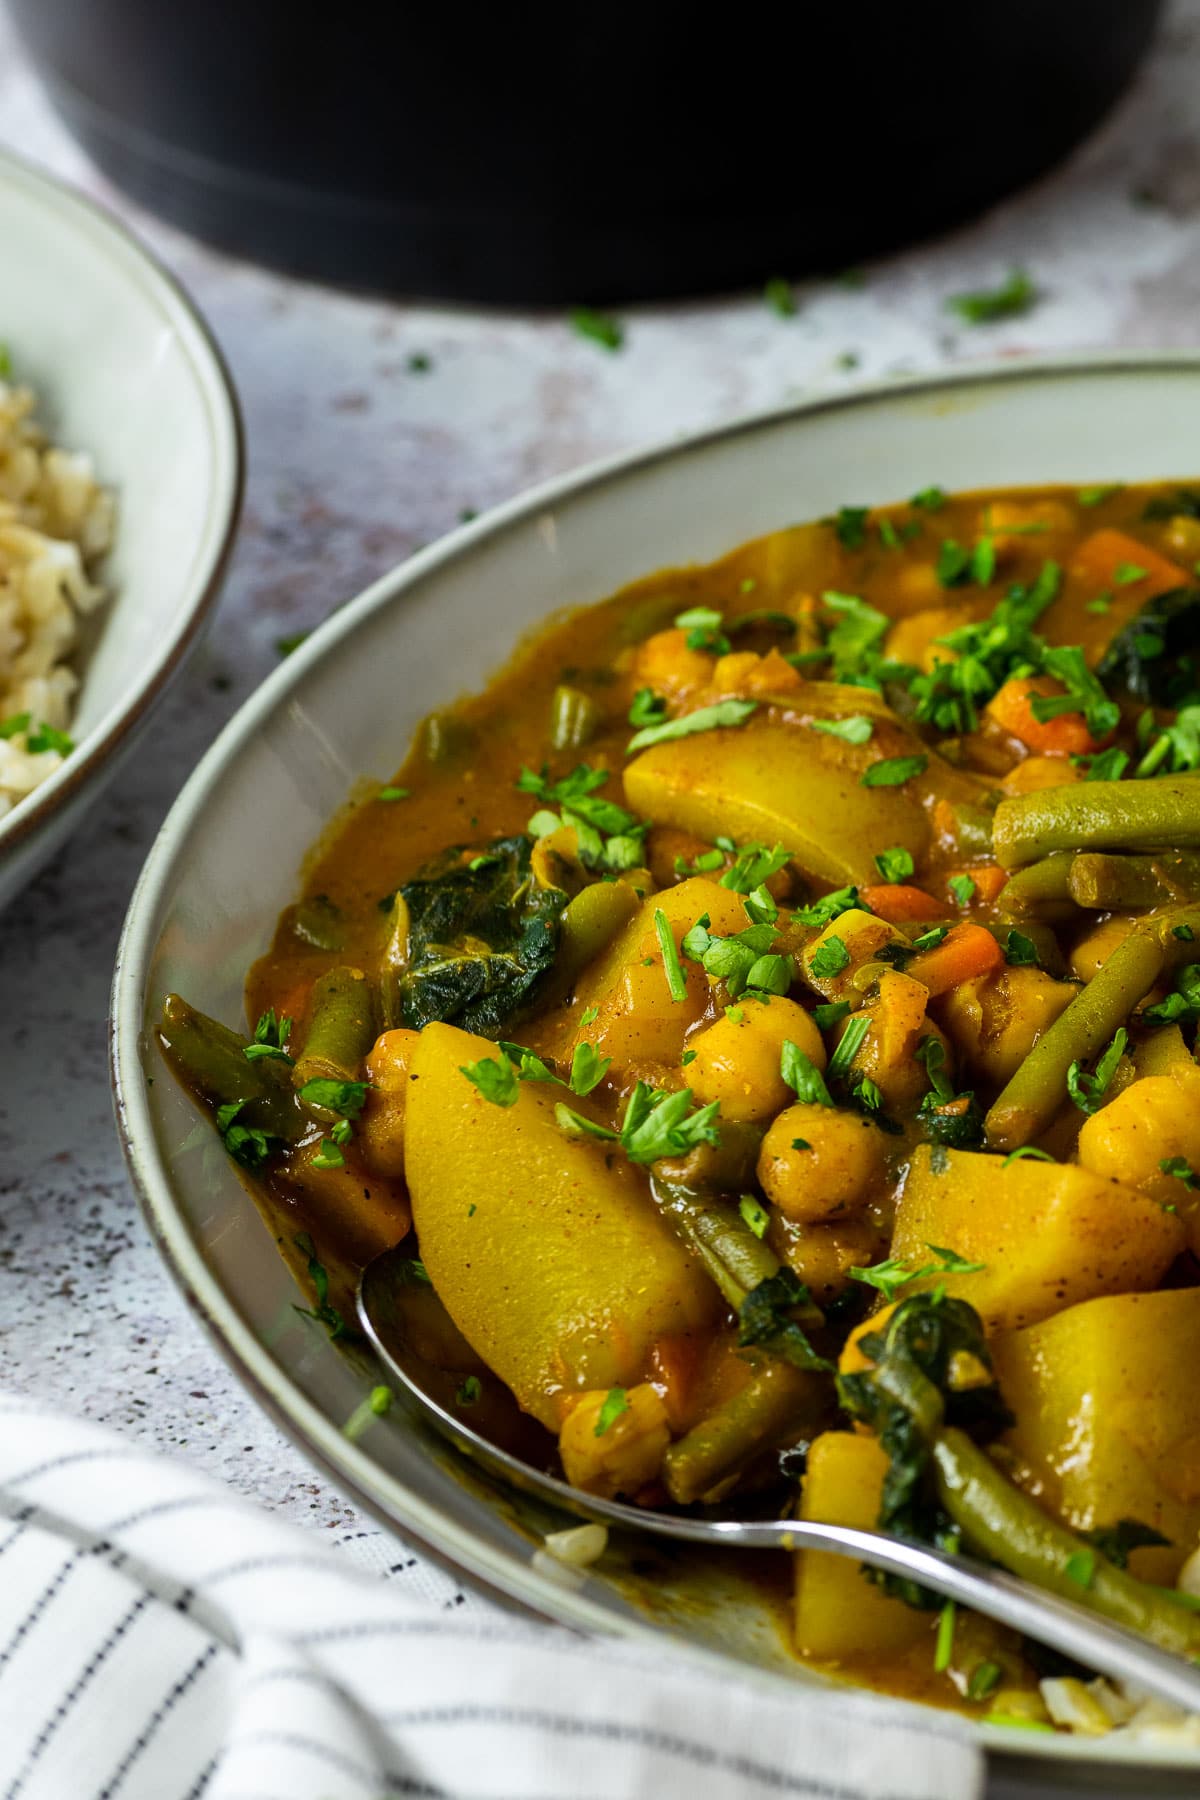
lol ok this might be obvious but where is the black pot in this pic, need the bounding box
[8,0,1165,303]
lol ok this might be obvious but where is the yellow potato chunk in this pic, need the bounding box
[357,1027,420,1178]
[758,1102,885,1222]
[558,1383,671,1500]
[936,965,1078,1088]
[686,996,825,1123]
[405,1022,719,1428]
[991,1289,1200,1581]
[891,1144,1184,1331]
[624,717,929,887]
[795,1433,929,1659]
[568,877,749,1073]
[1078,1067,1200,1217]
[799,909,908,1004]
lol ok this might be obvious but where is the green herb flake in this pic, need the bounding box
[1078,485,1121,508]
[569,1040,611,1096]
[791,1136,812,1150]
[276,630,309,658]
[1067,1026,1128,1115]
[26,722,73,756]
[1174,924,1195,943]
[292,1231,346,1339]
[874,846,915,885]
[832,506,870,550]
[947,874,976,907]
[311,1138,346,1169]
[739,1193,771,1238]
[861,754,927,789]
[570,308,623,351]
[810,714,874,746]
[459,1055,520,1107]
[0,711,30,739]
[1004,929,1040,968]
[377,786,410,802]
[456,1375,482,1407]
[934,1600,956,1674]
[342,1384,393,1441]
[967,1661,1003,1702]
[1160,1156,1199,1189]
[812,1000,851,1029]
[911,486,947,512]
[594,1386,629,1436]
[809,935,851,979]
[764,275,797,317]
[946,268,1037,325]
[654,908,689,1003]
[1114,562,1148,586]
[828,1014,870,1082]
[1003,1146,1057,1166]
[628,687,667,729]
[781,1041,834,1107]
[626,698,757,755]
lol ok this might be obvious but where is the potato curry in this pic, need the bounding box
[161,479,1200,1730]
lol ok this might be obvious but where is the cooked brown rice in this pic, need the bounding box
[0,371,113,819]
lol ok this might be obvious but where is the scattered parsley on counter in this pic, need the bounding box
[569,308,624,351]
[764,275,797,316]
[946,268,1037,325]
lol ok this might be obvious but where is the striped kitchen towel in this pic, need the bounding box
[0,1396,980,1800]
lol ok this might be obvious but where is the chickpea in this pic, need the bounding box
[558,1382,670,1500]
[884,606,969,670]
[357,1028,421,1178]
[757,1102,885,1222]
[686,996,825,1123]
[775,1213,885,1305]
[1003,756,1081,796]
[1163,513,1200,563]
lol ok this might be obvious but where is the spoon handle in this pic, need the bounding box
[629,1509,1200,1716]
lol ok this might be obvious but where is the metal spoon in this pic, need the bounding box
[358,1248,1200,1716]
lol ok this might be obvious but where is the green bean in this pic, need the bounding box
[417,710,474,763]
[948,803,996,861]
[984,925,1164,1150]
[649,1174,780,1311]
[292,966,376,1092]
[549,684,602,751]
[284,892,345,951]
[663,1357,825,1505]
[934,1428,1200,1658]
[536,880,641,1010]
[996,853,1076,923]
[656,1123,765,1196]
[1068,851,1200,911]
[993,776,1200,871]
[157,994,304,1142]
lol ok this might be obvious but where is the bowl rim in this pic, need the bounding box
[0,144,245,861]
[112,347,1200,1769]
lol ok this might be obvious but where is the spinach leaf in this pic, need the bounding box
[388,836,566,1033]
[1097,586,1200,706]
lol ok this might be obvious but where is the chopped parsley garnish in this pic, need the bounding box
[809,714,874,745]
[1078,485,1122,508]
[497,1041,560,1083]
[1003,929,1040,968]
[781,1040,834,1107]
[593,1387,629,1435]
[827,1014,870,1081]
[1143,963,1200,1026]
[569,1041,610,1096]
[1073,746,1128,782]
[674,847,726,876]
[456,1376,482,1407]
[861,754,927,788]
[946,268,1037,325]
[628,687,667,729]
[1160,1157,1199,1189]
[681,912,785,998]
[517,762,646,870]
[793,885,863,929]
[377,786,410,801]
[675,604,730,654]
[848,1242,986,1304]
[276,630,309,657]
[459,1055,520,1106]
[26,722,73,756]
[1003,1146,1056,1166]
[1083,1519,1170,1568]
[934,1600,957,1674]
[1134,704,1200,779]
[720,842,789,895]
[298,1077,369,1118]
[1029,644,1121,739]
[570,308,623,351]
[292,1231,345,1338]
[739,1194,771,1238]
[215,1099,279,1170]
[912,926,949,952]
[1175,925,1195,942]
[809,935,850,979]
[626,698,757,754]
[1113,562,1148,586]
[1067,1027,1127,1115]
[832,506,870,550]
[0,711,30,739]
[654,908,689,1003]
[243,1008,293,1064]
[812,1000,850,1029]
[947,874,976,907]
[967,1661,1003,1702]
[555,1081,721,1165]
[342,1384,394,1441]
[764,275,797,316]
[1064,1549,1096,1589]
[874,846,915,884]
[818,590,890,682]
[311,1139,346,1169]
[407,351,432,373]
[911,486,946,512]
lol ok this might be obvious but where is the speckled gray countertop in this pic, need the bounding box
[3,4,1200,1785]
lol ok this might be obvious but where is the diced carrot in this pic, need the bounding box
[860,883,947,924]
[907,921,1004,997]
[650,1335,705,1432]
[948,863,1007,906]
[985,674,1101,757]
[1067,527,1189,602]
[268,978,315,1040]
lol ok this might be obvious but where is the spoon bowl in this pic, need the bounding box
[359,1243,1200,1718]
